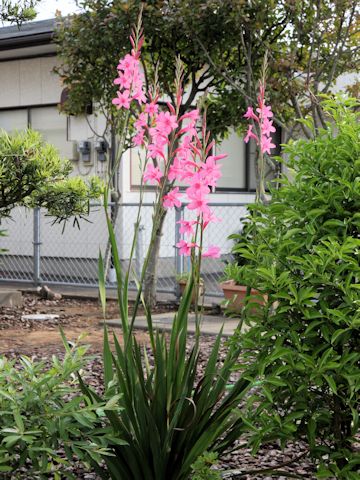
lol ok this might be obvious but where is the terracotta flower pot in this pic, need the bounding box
[220,280,265,313]
[178,279,205,305]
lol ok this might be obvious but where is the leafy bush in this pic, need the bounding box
[233,98,360,478]
[223,220,257,285]
[0,129,102,223]
[0,335,117,478]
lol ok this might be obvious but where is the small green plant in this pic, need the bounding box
[234,97,360,479]
[0,334,118,478]
[191,452,222,480]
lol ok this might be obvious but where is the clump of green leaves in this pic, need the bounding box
[1,0,39,24]
[234,97,360,478]
[0,335,118,479]
[0,129,102,224]
[191,452,222,480]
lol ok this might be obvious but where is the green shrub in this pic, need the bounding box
[0,129,102,223]
[233,98,360,478]
[0,335,117,478]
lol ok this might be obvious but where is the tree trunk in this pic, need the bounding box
[143,207,167,308]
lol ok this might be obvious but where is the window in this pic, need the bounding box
[215,131,246,190]
[30,107,68,155]
[129,127,282,193]
[0,110,27,131]
[0,105,74,160]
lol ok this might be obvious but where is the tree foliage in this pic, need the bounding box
[55,0,359,141]
[1,0,40,24]
[181,0,360,141]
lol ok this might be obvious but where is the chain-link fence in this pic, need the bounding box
[0,202,248,299]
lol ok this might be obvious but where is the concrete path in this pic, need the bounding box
[106,312,241,337]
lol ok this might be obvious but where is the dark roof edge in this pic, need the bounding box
[0,19,56,51]
[0,32,54,51]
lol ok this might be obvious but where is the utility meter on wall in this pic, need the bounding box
[94,139,108,162]
[78,140,91,162]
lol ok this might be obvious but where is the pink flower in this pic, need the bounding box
[244,106,258,122]
[262,118,276,136]
[200,157,222,187]
[112,90,131,109]
[148,142,165,160]
[177,220,197,237]
[187,173,210,198]
[114,74,131,89]
[176,240,196,256]
[187,190,210,216]
[156,111,178,136]
[203,245,221,258]
[203,210,221,229]
[168,157,185,182]
[163,187,182,209]
[257,103,273,118]
[244,125,258,144]
[133,130,145,146]
[145,102,159,116]
[261,135,276,155]
[117,53,139,72]
[143,163,163,184]
[135,112,148,129]
[133,88,147,105]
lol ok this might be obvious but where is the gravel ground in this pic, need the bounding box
[1,293,317,479]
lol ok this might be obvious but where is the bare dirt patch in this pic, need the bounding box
[0,292,160,355]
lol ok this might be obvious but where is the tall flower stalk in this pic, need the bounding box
[244,56,276,203]
[79,13,252,480]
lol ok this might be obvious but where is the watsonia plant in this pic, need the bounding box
[78,14,251,480]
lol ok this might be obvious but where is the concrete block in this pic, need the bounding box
[0,290,23,307]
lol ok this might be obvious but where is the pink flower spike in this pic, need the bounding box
[244,106,259,122]
[176,240,196,256]
[244,125,258,144]
[202,245,221,258]
[143,163,163,184]
[163,187,182,209]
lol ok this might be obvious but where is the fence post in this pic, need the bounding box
[174,205,184,299]
[33,207,41,286]
[135,223,145,279]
